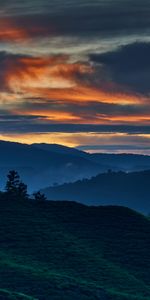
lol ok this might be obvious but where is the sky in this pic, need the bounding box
[0,0,150,153]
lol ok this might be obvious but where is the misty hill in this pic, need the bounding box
[0,141,100,191]
[32,143,150,172]
[90,153,150,172]
[32,143,87,158]
[1,141,150,192]
[42,170,150,214]
[0,196,150,299]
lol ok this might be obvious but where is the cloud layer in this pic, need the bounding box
[90,42,150,94]
[0,0,150,153]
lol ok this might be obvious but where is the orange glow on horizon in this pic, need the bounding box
[0,132,150,152]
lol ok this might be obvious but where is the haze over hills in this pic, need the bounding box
[90,153,150,172]
[33,143,150,172]
[0,140,150,193]
[0,141,100,191]
[41,170,150,214]
[0,196,150,300]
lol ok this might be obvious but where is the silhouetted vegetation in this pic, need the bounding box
[5,170,28,200]
[1,170,46,203]
[0,195,150,299]
[0,170,150,299]
[33,191,47,202]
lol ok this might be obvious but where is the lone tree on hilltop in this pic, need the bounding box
[5,170,28,200]
[33,191,47,203]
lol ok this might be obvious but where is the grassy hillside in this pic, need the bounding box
[0,197,150,299]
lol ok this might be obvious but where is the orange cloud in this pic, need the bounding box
[14,108,150,125]
[28,111,81,122]
[1,52,149,126]
[0,17,56,42]
[99,115,150,125]
[0,18,29,41]
[5,54,92,91]
[28,85,142,105]
[1,52,144,107]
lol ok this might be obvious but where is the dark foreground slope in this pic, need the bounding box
[42,170,150,214]
[0,198,150,300]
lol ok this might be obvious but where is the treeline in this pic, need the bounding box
[0,170,47,202]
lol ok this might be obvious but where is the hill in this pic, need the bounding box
[90,153,150,172]
[32,143,87,158]
[1,141,150,193]
[0,197,150,299]
[0,141,100,191]
[41,170,150,214]
[32,143,150,172]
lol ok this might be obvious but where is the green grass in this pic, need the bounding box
[0,288,37,299]
[0,198,150,299]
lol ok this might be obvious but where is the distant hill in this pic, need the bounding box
[0,141,100,191]
[90,153,150,172]
[42,170,150,214]
[32,143,150,172]
[0,197,150,299]
[1,141,150,192]
[32,143,87,158]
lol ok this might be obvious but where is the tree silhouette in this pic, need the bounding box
[5,170,28,200]
[6,170,20,195]
[33,191,47,203]
[18,181,28,200]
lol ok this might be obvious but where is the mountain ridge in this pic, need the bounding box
[41,170,150,214]
[1,140,150,192]
[0,141,100,191]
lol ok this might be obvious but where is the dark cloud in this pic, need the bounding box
[90,42,150,94]
[78,144,150,151]
[0,51,30,91]
[77,144,150,155]
[0,121,150,135]
[21,98,150,120]
[0,114,47,121]
[1,0,150,39]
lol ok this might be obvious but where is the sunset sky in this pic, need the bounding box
[0,0,150,153]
